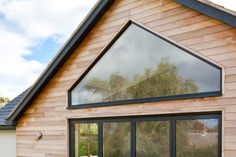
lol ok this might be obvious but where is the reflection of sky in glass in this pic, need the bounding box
[199,119,219,129]
[71,24,221,105]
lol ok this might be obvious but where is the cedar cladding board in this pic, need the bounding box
[15,0,236,157]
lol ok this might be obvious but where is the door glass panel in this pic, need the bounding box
[74,123,98,157]
[136,121,170,157]
[176,118,219,157]
[103,122,130,157]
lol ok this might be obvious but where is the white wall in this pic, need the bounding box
[0,130,16,157]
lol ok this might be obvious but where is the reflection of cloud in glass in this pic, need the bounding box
[71,24,221,105]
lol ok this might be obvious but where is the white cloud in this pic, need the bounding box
[209,0,236,11]
[0,0,97,98]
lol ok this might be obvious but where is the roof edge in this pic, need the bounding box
[175,0,236,27]
[199,0,236,16]
[0,125,15,130]
[7,0,114,123]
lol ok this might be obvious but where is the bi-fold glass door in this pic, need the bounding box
[70,113,221,157]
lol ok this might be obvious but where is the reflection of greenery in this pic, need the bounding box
[75,124,98,157]
[75,119,218,157]
[0,97,10,108]
[176,120,218,157]
[103,123,130,157]
[84,59,199,102]
[177,144,218,157]
[136,121,169,157]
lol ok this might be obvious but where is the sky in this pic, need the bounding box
[0,0,97,98]
[210,0,236,11]
[0,0,234,99]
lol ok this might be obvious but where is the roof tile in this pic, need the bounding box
[0,89,28,126]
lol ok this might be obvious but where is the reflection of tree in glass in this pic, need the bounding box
[84,59,199,102]
[103,122,130,157]
[136,121,169,157]
[129,59,199,98]
[176,120,218,157]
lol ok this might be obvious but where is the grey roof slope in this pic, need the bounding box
[0,89,28,129]
[6,0,235,124]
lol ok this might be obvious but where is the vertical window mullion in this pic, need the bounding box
[218,116,222,157]
[131,121,136,157]
[70,121,75,157]
[170,118,173,157]
[172,118,176,157]
[98,121,103,157]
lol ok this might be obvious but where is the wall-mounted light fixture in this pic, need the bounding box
[36,131,43,140]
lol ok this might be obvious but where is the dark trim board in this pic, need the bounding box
[175,0,236,27]
[69,112,222,157]
[0,125,15,130]
[67,91,222,109]
[67,20,223,109]
[6,0,115,124]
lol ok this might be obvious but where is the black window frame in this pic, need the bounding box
[69,112,222,157]
[67,20,222,109]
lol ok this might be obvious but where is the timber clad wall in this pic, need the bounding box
[16,0,236,157]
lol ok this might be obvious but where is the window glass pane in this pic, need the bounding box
[136,121,170,157]
[176,119,219,157]
[74,123,98,157]
[71,23,221,105]
[103,122,130,157]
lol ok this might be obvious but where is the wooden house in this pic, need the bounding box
[6,0,236,157]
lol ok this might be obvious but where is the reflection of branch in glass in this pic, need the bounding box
[83,58,199,102]
[136,121,169,157]
[103,123,130,157]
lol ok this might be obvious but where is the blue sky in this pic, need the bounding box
[25,37,60,63]
[0,0,234,99]
[0,0,97,98]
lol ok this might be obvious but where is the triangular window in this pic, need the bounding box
[69,21,222,107]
